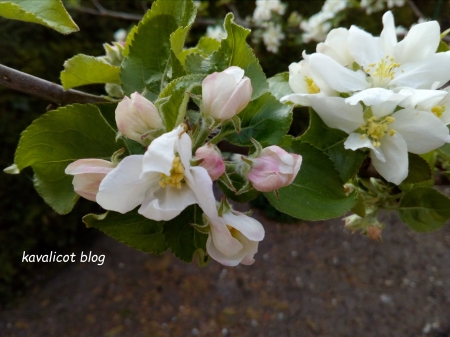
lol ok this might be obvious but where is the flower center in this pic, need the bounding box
[360,116,396,148]
[159,156,185,189]
[227,225,239,239]
[304,76,320,94]
[432,105,445,118]
[365,55,401,87]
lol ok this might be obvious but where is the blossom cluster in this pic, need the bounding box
[65,66,301,266]
[282,11,450,185]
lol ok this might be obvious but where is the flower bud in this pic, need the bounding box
[195,143,225,181]
[202,66,252,121]
[65,159,115,202]
[343,214,364,231]
[246,146,302,192]
[115,92,163,145]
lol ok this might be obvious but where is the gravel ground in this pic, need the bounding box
[1,211,450,337]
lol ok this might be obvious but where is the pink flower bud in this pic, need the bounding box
[247,146,302,192]
[65,159,115,202]
[115,92,163,144]
[202,66,253,121]
[195,143,225,181]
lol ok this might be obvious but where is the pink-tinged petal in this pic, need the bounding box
[392,108,449,154]
[97,155,153,213]
[138,183,197,221]
[218,76,252,119]
[65,159,114,175]
[202,72,238,119]
[348,25,384,68]
[394,21,440,64]
[208,216,244,256]
[309,53,369,93]
[380,11,397,55]
[223,66,245,82]
[391,52,450,89]
[222,211,265,242]
[370,133,408,185]
[195,144,225,181]
[310,96,364,134]
[344,133,385,162]
[187,166,217,220]
[142,126,181,175]
[206,233,245,267]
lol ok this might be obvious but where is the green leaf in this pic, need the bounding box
[401,153,432,185]
[185,13,268,99]
[437,40,450,53]
[83,210,167,254]
[0,0,78,34]
[213,92,292,147]
[267,72,293,100]
[265,141,356,220]
[156,74,205,130]
[218,173,259,203]
[163,205,208,264]
[121,0,196,101]
[177,37,221,65]
[301,109,366,182]
[14,104,123,214]
[398,187,450,232]
[61,54,120,90]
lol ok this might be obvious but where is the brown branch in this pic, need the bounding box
[0,64,110,105]
[68,4,143,21]
[407,0,425,19]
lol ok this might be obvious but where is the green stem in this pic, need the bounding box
[192,120,211,152]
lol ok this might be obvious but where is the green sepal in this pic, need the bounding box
[231,115,241,134]
[351,192,366,218]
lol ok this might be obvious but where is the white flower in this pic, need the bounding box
[310,96,449,184]
[300,11,333,43]
[262,23,285,53]
[253,0,286,22]
[322,0,348,15]
[114,29,127,43]
[96,126,217,221]
[115,92,164,145]
[65,159,115,202]
[202,66,252,121]
[280,52,337,106]
[316,27,354,66]
[401,87,450,125]
[308,11,450,101]
[206,25,227,41]
[206,209,265,266]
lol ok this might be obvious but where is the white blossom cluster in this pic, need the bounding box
[360,0,405,15]
[282,11,450,185]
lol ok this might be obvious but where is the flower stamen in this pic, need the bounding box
[159,156,185,189]
[366,55,401,87]
[432,105,445,118]
[304,76,320,94]
[360,116,396,148]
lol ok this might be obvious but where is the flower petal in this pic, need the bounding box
[345,88,407,107]
[223,66,245,83]
[309,53,369,92]
[392,108,449,154]
[310,96,364,133]
[65,159,114,175]
[380,11,397,55]
[344,133,385,162]
[187,166,217,219]
[97,155,152,213]
[370,133,408,184]
[206,232,245,267]
[219,76,252,119]
[348,25,384,68]
[223,211,265,242]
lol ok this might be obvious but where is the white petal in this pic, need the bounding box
[394,21,440,64]
[380,11,397,55]
[142,127,181,175]
[391,53,450,89]
[370,133,408,184]
[187,166,217,219]
[97,155,152,213]
[223,66,245,83]
[280,93,315,107]
[392,108,449,153]
[400,88,447,109]
[206,233,245,267]
[138,183,197,221]
[65,159,114,175]
[344,133,385,162]
[345,88,406,107]
[309,96,364,134]
[222,211,265,242]
[348,25,384,67]
[317,28,353,66]
[309,53,369,93]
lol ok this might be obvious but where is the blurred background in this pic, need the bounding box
[1,1,450,336]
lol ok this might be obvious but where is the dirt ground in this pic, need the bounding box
[1,210,450,337]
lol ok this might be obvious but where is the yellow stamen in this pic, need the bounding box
[304,76,320,94]
[432,105,445,118]
[360,116,396,148]
[159,156,186,189]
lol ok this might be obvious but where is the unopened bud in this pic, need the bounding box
[195,143,225,181]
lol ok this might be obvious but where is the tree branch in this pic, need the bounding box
[68,4,143,21]
[407,0,424,19]
[0,64,110,105]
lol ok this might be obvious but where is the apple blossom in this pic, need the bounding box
[205,209,265,266]
[247,146,302,192]
[194,143,225,181]
[115,92,164,145]
[201,66,252,121]
[96,126,217,221]
[65,159,115,202]
[206,25,227,41]
[253,0,286,23]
